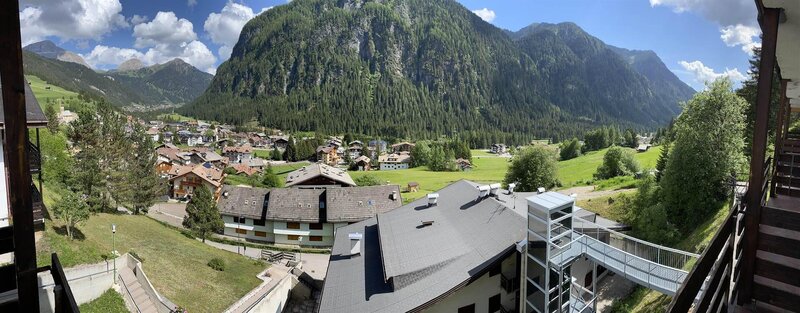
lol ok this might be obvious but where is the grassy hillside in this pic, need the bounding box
[25,74,78,105]
[558,146,661,187]
[78,289,127,313]
[37,213,265,313]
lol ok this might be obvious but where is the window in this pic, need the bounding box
[255,231,267,237]
[254,219,266,226]
[310,236,323,242]
[287,235,300,241]
[489,294,501,312]
[235,228,247,235]
[310,223,323,230]
[457,304,475,313]
[287,222,300,229]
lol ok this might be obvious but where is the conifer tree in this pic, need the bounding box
[183,185,223,243]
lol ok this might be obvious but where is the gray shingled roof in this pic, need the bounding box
[0,80,48,128]
[320,180,526,313]
[265,188,325,222]
[326,185,402,222]
[285,163,356,187]
[217,185,269,219]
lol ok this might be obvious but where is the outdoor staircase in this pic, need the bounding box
[756,196,800,311]
[119,268,158,313]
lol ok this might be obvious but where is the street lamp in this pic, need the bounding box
[112,224,117,283]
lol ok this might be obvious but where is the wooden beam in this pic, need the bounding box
[0,1,39,311]
[740,7,780,305]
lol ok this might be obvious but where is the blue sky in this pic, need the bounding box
[19,0,760,90]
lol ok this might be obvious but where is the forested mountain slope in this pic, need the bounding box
[184,0,695,141]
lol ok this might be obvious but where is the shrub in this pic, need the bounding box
[354,174,383,186]
[207,258,225,271]
[503,145,559,192]
[594,146,640,180]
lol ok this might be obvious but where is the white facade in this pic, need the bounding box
[0,142,7,228]
[379,162,409,170]
[424,253,518,313]
[222,215,348,247]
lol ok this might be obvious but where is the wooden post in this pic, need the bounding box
[0,0,39,310]
[739,7,780,305]
[772,80,788,195]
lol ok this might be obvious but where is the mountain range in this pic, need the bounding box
[182,0,695,141]
[22,41,213,109]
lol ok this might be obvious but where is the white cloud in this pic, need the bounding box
[130,14,148,25]
[720,24,760,55]
[471,8,495,23]
[133,11,197,49]
[19,0,128,45]
[679,60,746,86]
[142,40,217,73]
[204,2,269,60]
[82,45,144,69]
[650,0,759,55]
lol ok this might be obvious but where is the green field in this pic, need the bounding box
[158,113,195,122]
[350,147,661,201]
[79,289,128,313]
[557,146,662,187]
[37,213,265,313]
[25,75,78,105]
[350,154,510,201]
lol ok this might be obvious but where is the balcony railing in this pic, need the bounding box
[48,253,80,313]
[27,141,40,173]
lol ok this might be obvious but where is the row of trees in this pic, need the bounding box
[50,101,163,239]
[411,140,471,172]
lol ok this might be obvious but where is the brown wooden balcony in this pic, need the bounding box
[27,141,40,173]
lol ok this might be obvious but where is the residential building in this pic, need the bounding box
[319,181,524,313]
[0,80,47,230]
[168,163,225,199]
[145,127,160,142]
[319,180,633,313]
[218,184,403,246]
[391,141,415,153]
[456,158,472,171]
[270,135,289,150]
[491,143,507,154]
[223,144,253,163]
[378,152,411,170]
[368,140,388,155]
[230,163,261,176]
[285,163,356,187]
[348,140,364,159]
[57,105,78,124]
[354,155,371,171]
[316,145,340,166]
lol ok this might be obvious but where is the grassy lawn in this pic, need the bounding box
[350,155,510,201]
[558,146,662,187]
[273,161,311,179]
[158,113,195,122]
[78,289,128,313]
[471,149,499,157]
[25,75,78,104]
[576,191,636,222]
[37,213,266,313]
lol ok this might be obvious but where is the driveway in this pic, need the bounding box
[147,202,187,228]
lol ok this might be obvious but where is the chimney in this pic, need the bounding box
[348,232,363,256]
[537,187,546,194]
[489,183,501,197]
[427,193,439,206]
[478,185,490,198]
[508,183,517,194]
[391,190,398,201]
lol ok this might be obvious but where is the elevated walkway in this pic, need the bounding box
[546,214,699,296]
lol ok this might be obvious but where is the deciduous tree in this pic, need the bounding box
[503,146,558,192]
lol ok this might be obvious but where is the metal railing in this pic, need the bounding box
[119,272,143,313]
[574,215,701,269]
[49,253,80,313]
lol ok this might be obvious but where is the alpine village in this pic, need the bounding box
[0,0,798,313]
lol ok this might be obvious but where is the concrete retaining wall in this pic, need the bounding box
[37,254,129,312]
[246,274,297,313]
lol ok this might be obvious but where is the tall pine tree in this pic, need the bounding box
[183,185,223,242]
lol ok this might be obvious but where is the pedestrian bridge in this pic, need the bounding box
[549,214,700,296]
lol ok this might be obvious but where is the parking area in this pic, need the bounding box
[147,202,187,228]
